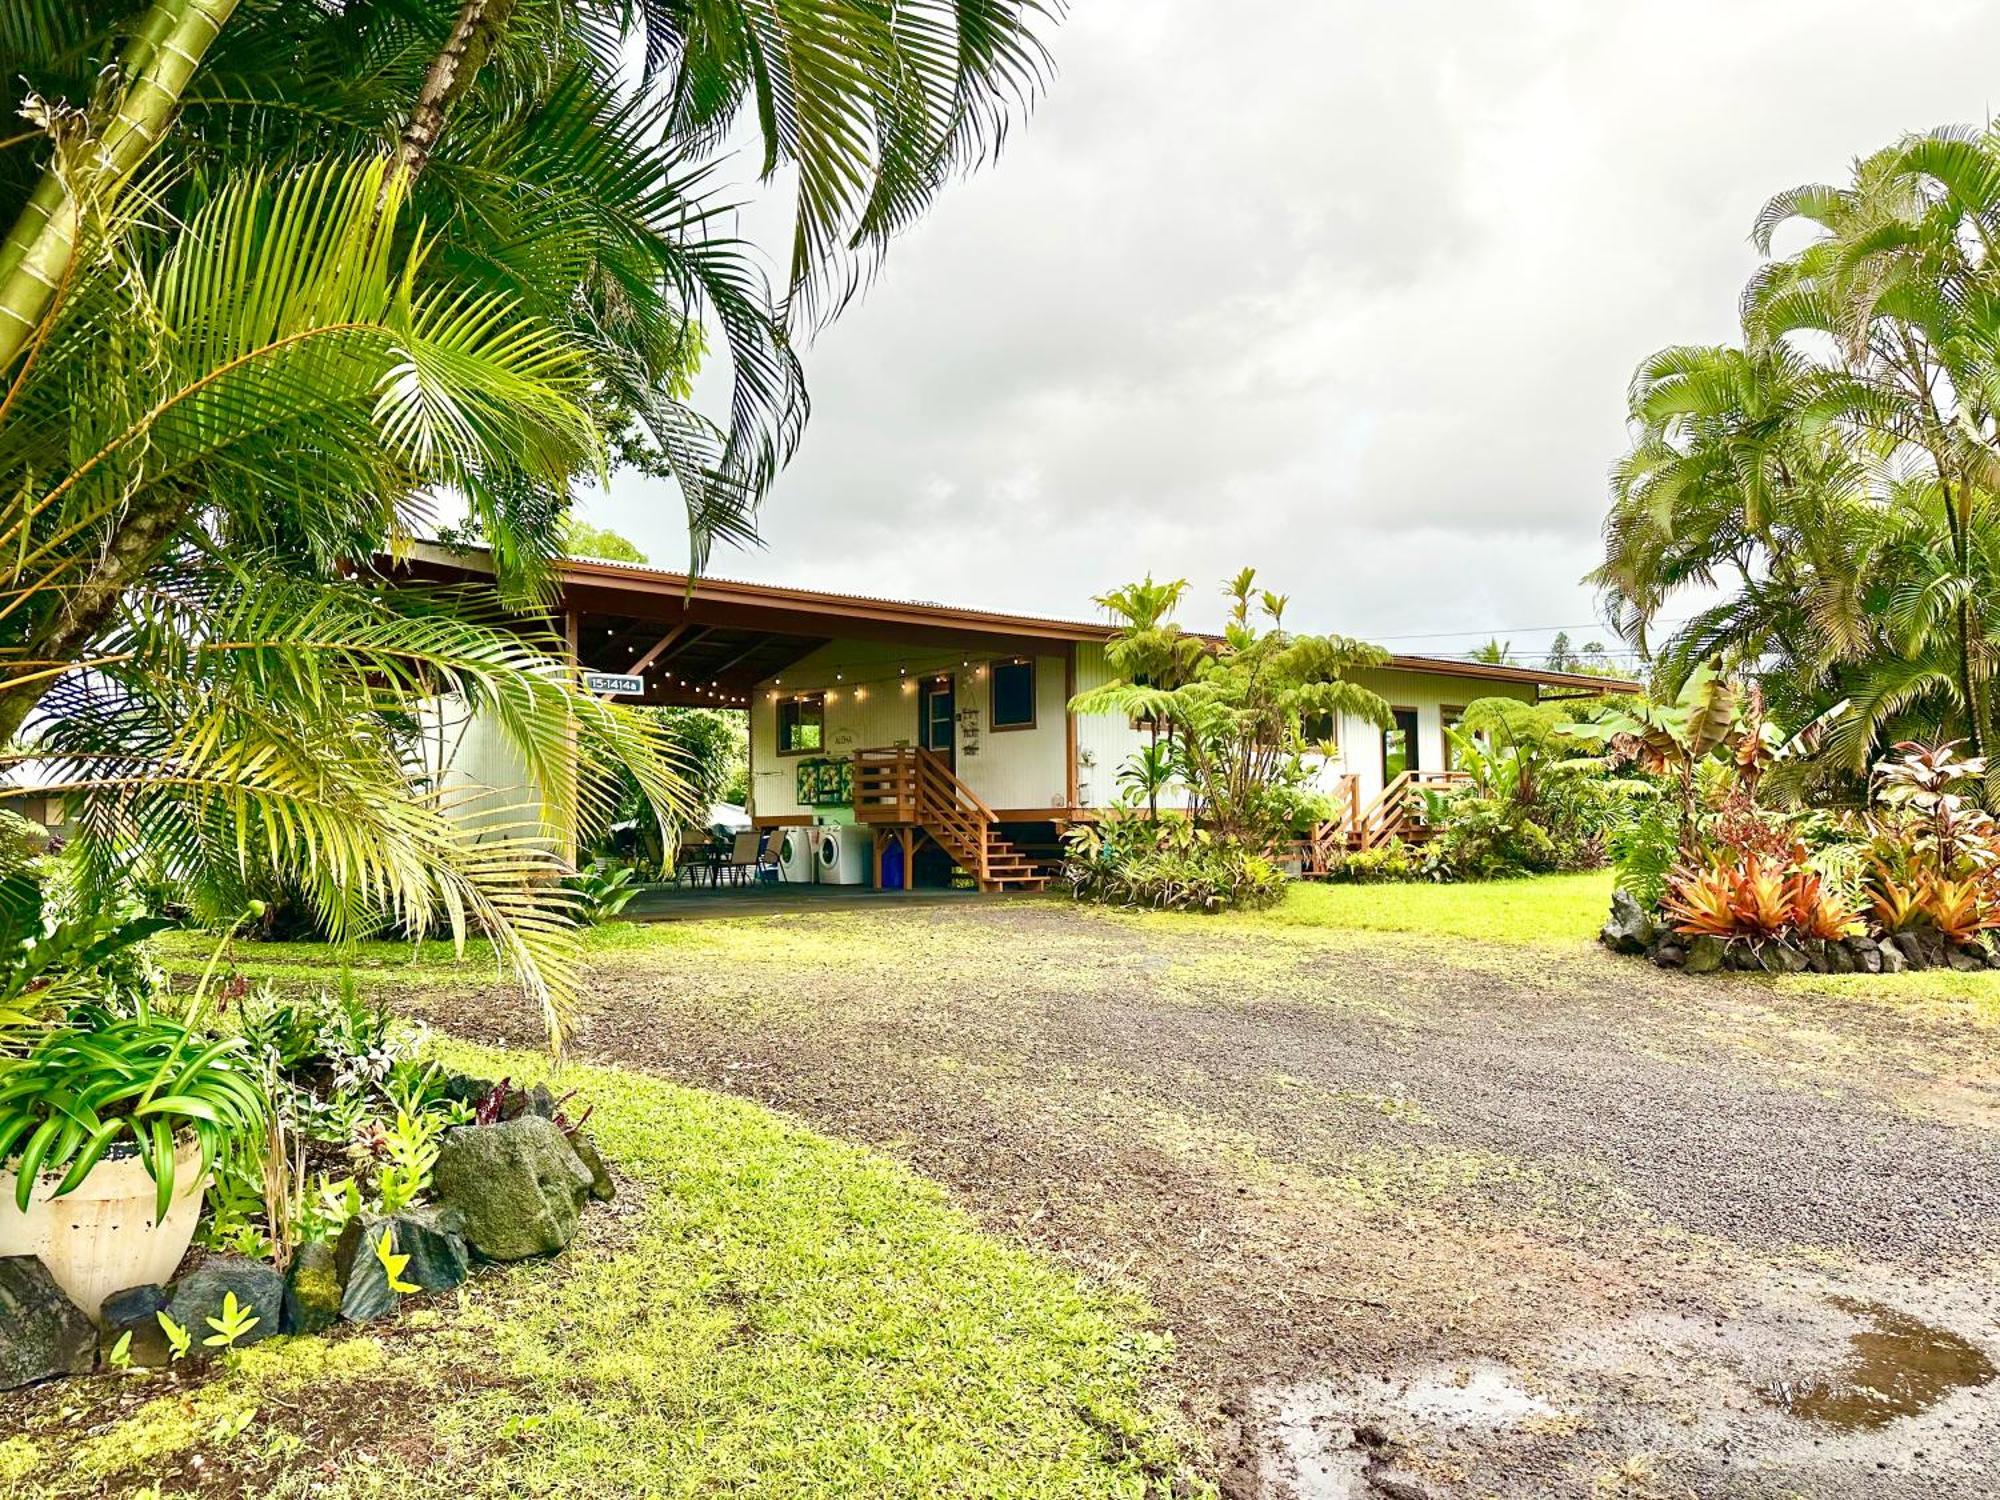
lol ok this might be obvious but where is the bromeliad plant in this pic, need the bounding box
[1662,846,1864,943]
[1858,741,2000,942]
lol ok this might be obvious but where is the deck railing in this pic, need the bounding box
[1304,768,1472,870]
[851,746,999,884]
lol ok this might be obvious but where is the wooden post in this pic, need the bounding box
[560,607,581,869]
[1064,644,1079,812]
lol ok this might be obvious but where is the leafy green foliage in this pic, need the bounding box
[566,861,643,925]
[1320,841,1420,884]
[1596,124,2000,773]
[0,1005,268,1220]
[1419,795,1560,882]
[560,521,647,564]
[1607,798,1680,910]
[1071,569,1393,842]
[1063,815,1287,913]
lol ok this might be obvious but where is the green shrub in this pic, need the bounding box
[1419,794,1559,882]
[1322,841,1419,883]
[0,810,48,873]
[1062,817,1287,912]
[1607,796,1678,909]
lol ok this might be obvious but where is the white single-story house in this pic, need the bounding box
[396,545,1634,890]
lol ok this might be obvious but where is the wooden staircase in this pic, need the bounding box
[1301,770,1470,877]
[851,746,1049,892]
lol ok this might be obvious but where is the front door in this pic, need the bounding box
[919,677,956,771]
[1383,707,1420,780]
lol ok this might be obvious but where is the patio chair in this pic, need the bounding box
[718,830,775,886]
[673,832,717,888]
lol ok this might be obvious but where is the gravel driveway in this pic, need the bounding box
[418,899,2000,1499]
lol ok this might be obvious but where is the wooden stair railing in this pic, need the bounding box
[1304,769,1472,871]
[851,746,1047,891]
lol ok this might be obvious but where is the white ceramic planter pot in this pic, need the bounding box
[0,1138,208,1322]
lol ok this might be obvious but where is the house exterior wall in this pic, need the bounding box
[1073,643,1537,810]
[752,637,1542,821]
[749,640,1072,821]
[421,694,564,848]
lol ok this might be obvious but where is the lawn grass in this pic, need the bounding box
[149,919,696,988]
[1226,868,1615,946]
[8,1044,1208,1499]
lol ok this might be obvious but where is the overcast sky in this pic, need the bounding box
[580,0,2000,662]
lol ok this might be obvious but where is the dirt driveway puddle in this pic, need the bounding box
[1250,1363,1559,1500]
[1762,1297,1997,1430]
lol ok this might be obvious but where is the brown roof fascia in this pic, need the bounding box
[387,544,1639,696]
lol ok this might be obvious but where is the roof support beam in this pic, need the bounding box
[630,624,694,676]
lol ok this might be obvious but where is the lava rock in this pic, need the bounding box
[441,1072,498,1108]
[567,1131,615,1203]
[1880,940,1911,975]
[0,1257,93,1388]
[1760,941,1810,974]
[1652,942,1686,969]
[1726,940,1762,971]
[1600,890,1659,955]
[1893,929,1952,969]
[1801,937,1832,974]
[166,1256,284,1356]
[1948,944,1986,973]
[431,1115,593,1261]
[1684,934,1727,974]
[283,1239,342,1335]
[98,1283,173,1368]
[335,1206,469,1321]
[1826,939,1857,975]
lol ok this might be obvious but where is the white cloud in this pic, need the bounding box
[584,0,2000,657]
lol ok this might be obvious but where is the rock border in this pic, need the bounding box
[2,1073,614,1391]
[1599,889,1999,975]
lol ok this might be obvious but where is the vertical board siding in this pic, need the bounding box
[749,641,1070,818]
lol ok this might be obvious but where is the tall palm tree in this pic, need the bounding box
[1599,124,2000,775]
[0,0,1060,1043]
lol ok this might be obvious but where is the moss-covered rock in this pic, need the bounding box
[431,1115,593,1261]
[282,1239,342,1335]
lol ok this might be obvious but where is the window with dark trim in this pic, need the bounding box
[777,693,825,755]
[1301,712,1337,745]
[990,658,1036,730]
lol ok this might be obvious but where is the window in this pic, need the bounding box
[777,693,824,755]
[1301,712,1338,747]
[990,658,1036,730]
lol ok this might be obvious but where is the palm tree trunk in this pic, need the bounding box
[0,0,237,376]
[398,0,518,179]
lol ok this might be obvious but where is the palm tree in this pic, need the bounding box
[1598,124,2000,775]
[0,1,1059,1043]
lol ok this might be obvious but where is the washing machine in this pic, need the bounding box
[775,825,818,884]
[816,824,875,885]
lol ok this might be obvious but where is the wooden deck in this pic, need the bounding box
[852,745,1052,893]
[1300,769,1471,877]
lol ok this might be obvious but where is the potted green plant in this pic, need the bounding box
[0,1003,268,1319]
